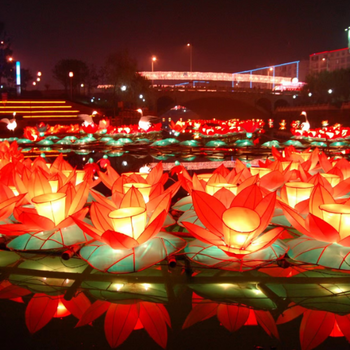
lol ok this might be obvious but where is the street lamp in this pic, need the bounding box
[69,71,73,99]
[151,56,156,86]
[267,67,273,90]
[187,43,192,72]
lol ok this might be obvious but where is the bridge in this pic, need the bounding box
[149,86,295,119]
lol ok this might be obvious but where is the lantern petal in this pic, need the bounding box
[104,303,139,348]
[335,315,350,342]
[307,214,340,242]
[147,193,171,217]
[139,302,168,349]
[90,202,114,232]
[231,184,262,209]
[255,310,279,339]
[76,300,110,327]
[333,177,350,198]
[137,210,167,245]
[217,304,249,332]
[156,304,171,327]
[319,152,333,173]
[183,221,225,245]
[192,173,205,192]
[120,186,146,208]
[25,294,59,334]
[309,185,335,219]
[192,191,226,237]
[148,194,171,225]
[182,302,218,329]
[0,223,35,235]
[101,230,139,249]
[0,284,31,299]
[146,161,163,185]
[213,188,235,209]
[90,189,117,211]
[18,209,55,231]
[62,292,91,319]
[277,304,307,324]
[259,170,285,192]
[300,310,335,350]
[280,202,310,236]
[0,193,26,221]
[162,180,181,198]
[72,216,103,240]
[67,180,90,216]
[245,227,286,253]
[255,192,276,230]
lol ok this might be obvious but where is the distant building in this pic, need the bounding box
[309,47,350,74]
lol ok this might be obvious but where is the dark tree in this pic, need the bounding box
[0,23,15,87]
[20,68,33,90]
[52,59,89,93]
[102,50,151,113]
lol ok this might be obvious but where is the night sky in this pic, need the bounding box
[2,0,350,88]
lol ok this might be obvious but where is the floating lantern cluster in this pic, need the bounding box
[2,142,350,275]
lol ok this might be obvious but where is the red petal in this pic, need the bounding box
[104,303,139,348]
[300,310,335,350]
[62,292,91,319]
[90,202,114,232]
[101,230,139,249]
[25,294,59,334]
[192,190,225,237]
[183,221,225,245]
[139,302,168,349]
[255,310,279,339]
[277,304,307,324]
[137,210,167,245]
[76,300,110,327]
[182,302,218,329]
[217,304,249,332]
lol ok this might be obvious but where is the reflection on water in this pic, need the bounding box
[0,250,350,349]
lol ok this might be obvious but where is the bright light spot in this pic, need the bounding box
[308,92,312,97]
[81,83,84,87]
[139,165,151,174]
[220,284,235,289]
[139,120,151,131]
[90,99,94,102]
[292,77,298,83]
[33,82,36,86]
[65,279,69,284]
[293,95,297,99]
[328,89,333,94]
[114,283,124,291]
[120,85,127,91]
[69,71,74,77]
[142,283,151,291]
[122,161,127,166]
[142,99,145,102]
[82,157,86,161]
[139,94,143,99]
[92,111,97,115]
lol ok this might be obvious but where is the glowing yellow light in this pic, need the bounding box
[206,182,238,196]
[142,283,151,291]
[123,183,152,203]
[197,173,212,182]
[32,192,66,225]
[320,204,350,240]
[9,186,19,196]
[320,173,340,187]
[49,180,58,193]
[108,207,147,240]
[123,172,148,179]
[250,167,272,177]
[285,182,314,208]
[114,283,124,291]
[222,207,260,248]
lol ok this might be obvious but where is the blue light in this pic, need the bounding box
[16,61,21,85]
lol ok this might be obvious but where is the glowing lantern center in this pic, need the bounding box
[54,300,70,318]
[319,204,350,240]
[108,207,147,240]
[250,167,272,177]
[123,172,148,180]
[320,173,340,187]
[222,207,260,248]
[32,192,66,225]
[285,182,314,208]
[282,161,299,171]
[49,180,58,193]
[206,183,238,196]
[197,174,212,182]
[123,183,152,203]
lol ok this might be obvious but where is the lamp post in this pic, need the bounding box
[187,43,192,72]
[267,67,273,90]
[151,56,156,86]
[69,71,73,99]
